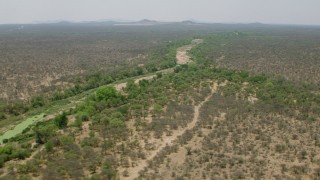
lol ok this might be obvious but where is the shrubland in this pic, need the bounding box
[0,26,320,179]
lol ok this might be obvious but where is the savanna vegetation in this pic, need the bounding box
[0,24,320,179]
[0,24,196,131]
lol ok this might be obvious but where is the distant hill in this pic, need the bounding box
[4,19,204,26]
[137,19,159,24]
[0,19,273,27]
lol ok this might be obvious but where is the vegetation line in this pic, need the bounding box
[2,31,320,179]
[118,39,204,179]
[0,39,202,144]
[125,81,219,179]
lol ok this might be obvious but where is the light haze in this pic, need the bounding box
[0,0,319,25]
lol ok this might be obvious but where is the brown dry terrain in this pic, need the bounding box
[210,30,320,84]
[115,38,203,92]
[118,80,222,180]
[0,38,207,179]
[143,94,320,179]
[176,39,203,64]
[0,24,207,102]
[1,27,320,180]
[0,27,146,101]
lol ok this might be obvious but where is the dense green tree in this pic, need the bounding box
[31,96,45,108]
[45,141,54,153]
[0,112,5,120]
[136,67,144,75]
[109,112,125,128]
[0,145,31,166]
[34,124,57,144]
[6,101,29,116]
[138,79,150,88]
[54,112,68,129]
[96,86,119,101]
[103,76,114,84]
[76,112,89,122]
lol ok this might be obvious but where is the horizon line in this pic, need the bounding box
[0,19,320,27]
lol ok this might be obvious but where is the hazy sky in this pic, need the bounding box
[0,0,319,25]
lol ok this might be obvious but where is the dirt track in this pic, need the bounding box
[0,39,204,179]
[176,39,203,64]
[120,81,219,179]
[119,39,205,179]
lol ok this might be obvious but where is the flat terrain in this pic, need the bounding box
[209,28,320,84]
[0,24,208,101]
[0,25,320,180]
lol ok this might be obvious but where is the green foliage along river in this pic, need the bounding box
[0,113,45,143]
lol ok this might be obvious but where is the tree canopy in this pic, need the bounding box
[96,86,119,101]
